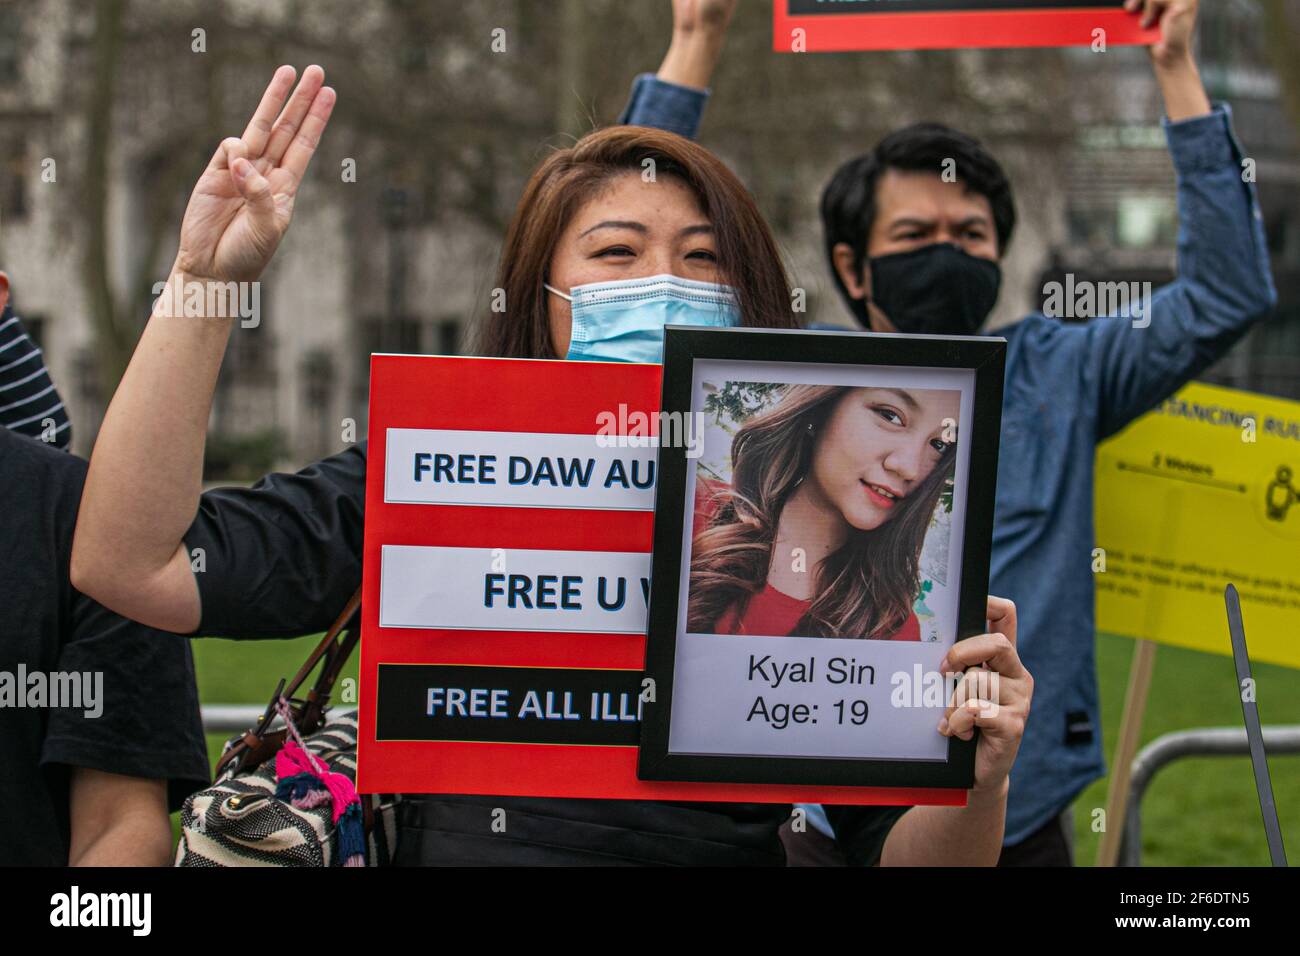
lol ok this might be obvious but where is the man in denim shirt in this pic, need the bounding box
[622,0,1276,864]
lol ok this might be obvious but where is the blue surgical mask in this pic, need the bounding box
[545,274,741,363]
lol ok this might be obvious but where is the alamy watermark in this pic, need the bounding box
[152,277,261,328]
[595,404,705,459]
[50,886,150,936]
[0,665,102,718]
[890,664,1000,718]
[1042,274,1152,329]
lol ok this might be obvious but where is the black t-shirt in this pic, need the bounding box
[0,427,210,865]
[184,442,910,866]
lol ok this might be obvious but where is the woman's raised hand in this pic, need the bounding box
[175,65,336,284]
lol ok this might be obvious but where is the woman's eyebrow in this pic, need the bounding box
[578,220,647,238]
[871,387,919,410]
[678,224,714,237]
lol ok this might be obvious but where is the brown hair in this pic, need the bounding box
[687,385,955,639]
[475,126,797,358]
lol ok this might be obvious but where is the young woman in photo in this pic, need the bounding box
[72,65,1031,866]
[690,384,959,640]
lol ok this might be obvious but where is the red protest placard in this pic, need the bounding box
[356,354,963,807]
[774,1,1158,52]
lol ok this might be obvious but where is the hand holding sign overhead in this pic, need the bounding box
[1124,0,1209,121]
[176,65,337,284]
[1124,0,1198,67]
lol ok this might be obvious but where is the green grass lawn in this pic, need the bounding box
[188,632,1297,866]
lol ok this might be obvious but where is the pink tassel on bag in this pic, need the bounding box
[273,700,367,866]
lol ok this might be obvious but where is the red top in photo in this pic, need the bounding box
[692,477,921,641]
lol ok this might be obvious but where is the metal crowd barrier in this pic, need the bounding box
[201,704,267,735]
[1119,725,1300,867]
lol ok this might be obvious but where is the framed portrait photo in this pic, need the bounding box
[638,326,1006,790]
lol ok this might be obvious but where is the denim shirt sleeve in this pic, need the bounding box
[618,72,710,140]
[1080,103,1277,441]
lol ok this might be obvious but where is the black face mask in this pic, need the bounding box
[865,243,1001,336]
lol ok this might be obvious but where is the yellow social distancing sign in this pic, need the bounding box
[1095,382,1300,670]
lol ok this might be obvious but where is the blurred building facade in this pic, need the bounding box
[0,0,1295,475]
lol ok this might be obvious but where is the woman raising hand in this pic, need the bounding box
[180,65,335,283]
[73,66,335,633]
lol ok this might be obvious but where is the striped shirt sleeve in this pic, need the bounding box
[0,306,71,449]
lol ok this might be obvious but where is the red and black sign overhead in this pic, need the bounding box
[776,1,1158,51]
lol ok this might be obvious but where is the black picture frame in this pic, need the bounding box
[637,326,1006,790]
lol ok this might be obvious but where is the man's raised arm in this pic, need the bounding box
[1083,1,1276,438]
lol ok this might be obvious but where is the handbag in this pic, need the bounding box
[175,588,402,866]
